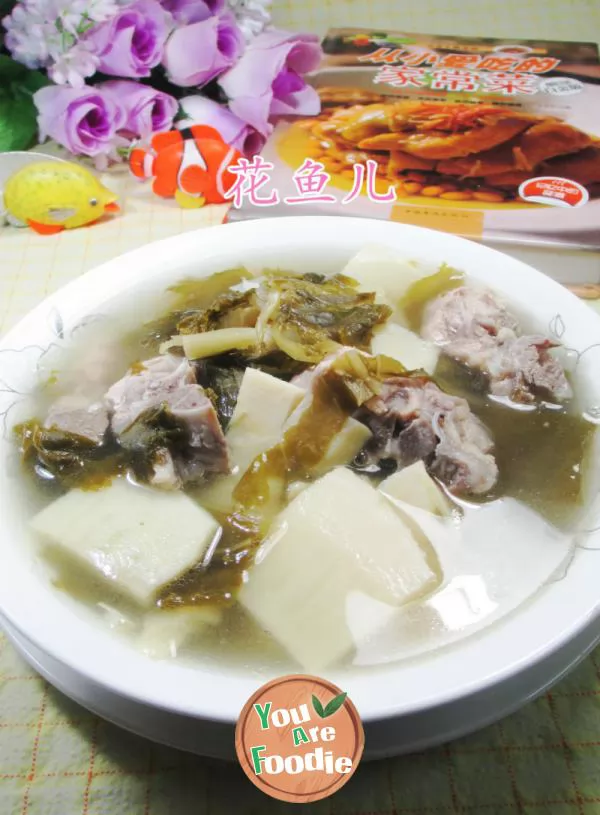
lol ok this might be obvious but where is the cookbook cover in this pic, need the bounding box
[228,28,600,250]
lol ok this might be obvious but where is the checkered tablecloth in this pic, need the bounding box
[1,1,600,813]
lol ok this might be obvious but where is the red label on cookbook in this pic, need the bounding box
[518,176,589,208]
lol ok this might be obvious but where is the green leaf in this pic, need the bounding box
[323,692,347,718]
[0,55,50,151]
[173,104,187,124]
[15,68,49,95]
[311,695,325,718]
[0,96,38,152]
[0,0,16,15]
[0,54,30,81]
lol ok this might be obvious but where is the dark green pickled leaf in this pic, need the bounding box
[177,288,259,335]
[131,268,254,352]
[196,362,245,429]
[246,352,307,381]
[264,273,392,363]
[197,350,307,388]
[118,404,188,453]
[130,268,390,366]
[158,509,260,608]
[118,403,189,480]
[262,269,327,284]
[157,558,244,608]
[14,420,123,491]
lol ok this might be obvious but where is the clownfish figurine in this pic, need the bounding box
[129,125,242,209]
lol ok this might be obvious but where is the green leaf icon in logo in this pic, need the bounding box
[312,692,348,718]
[324,692,348,717]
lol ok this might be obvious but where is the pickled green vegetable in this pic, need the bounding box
[264,273,392,363]
[14,421,124,491]
[401,264,464,332]
[158,349,412,608]
[132,267,254,351]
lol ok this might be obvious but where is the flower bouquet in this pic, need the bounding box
[0,0,322,167]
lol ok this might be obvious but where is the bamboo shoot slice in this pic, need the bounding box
[239,468,438,671]
[31,478,220,607]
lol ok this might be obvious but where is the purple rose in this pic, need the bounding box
[178,95,264,156]
[218,29,322,139]
[101,81,178,138]
[158,0,224,24]
[34,85,125,158]
[163,11,244,88]
[84,0,173,79]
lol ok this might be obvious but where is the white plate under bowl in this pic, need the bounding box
[0,216,599,759]
[3,611,599,760]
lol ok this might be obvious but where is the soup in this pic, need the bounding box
[11,245,597,672]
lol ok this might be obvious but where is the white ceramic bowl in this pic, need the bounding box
[1,216,599,759]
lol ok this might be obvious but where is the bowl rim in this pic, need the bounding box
[0,215,599,725]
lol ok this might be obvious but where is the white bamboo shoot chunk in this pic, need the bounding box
[239,468,437,671]
[313,418,371,476]
[379,461,450,516]
[31,479,219,607]
[198,369,304,513]
[372,323,439,375]
[341,244,433,306]
[181,327,257,359]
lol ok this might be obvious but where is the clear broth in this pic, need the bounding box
[14,271,598,673]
